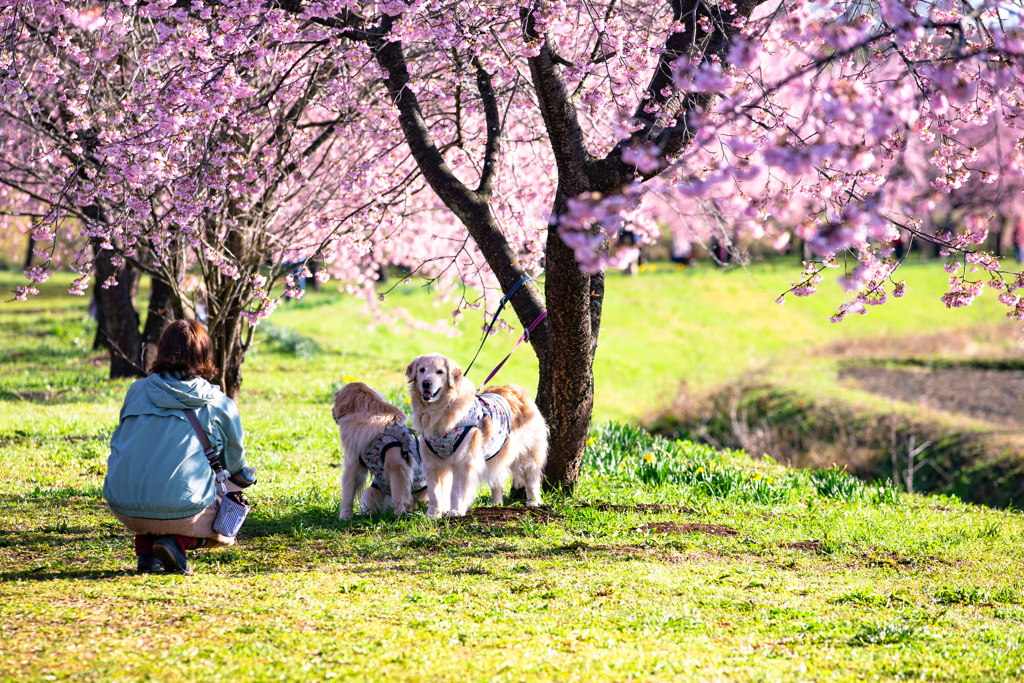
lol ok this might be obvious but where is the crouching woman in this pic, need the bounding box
[103,320,255,575]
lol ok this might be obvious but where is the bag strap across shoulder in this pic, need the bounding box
[183,408,223,474]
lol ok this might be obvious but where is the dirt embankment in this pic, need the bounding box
[649,328,1024,508]
[838,365,1024,427]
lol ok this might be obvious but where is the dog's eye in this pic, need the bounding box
[419,368,424,373]
[436,370,443,375]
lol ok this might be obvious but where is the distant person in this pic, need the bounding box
[282,261,308,300]
[892,233,906,260]
[103,320,256,575]
[1015,219,1024,264]
[619,229,640,276]
[670,236,693,266]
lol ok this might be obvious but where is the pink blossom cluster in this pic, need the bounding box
[552,0,1024,321]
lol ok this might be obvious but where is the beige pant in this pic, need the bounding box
[111,499,235,549]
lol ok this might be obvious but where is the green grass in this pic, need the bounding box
[3,263,1024,682]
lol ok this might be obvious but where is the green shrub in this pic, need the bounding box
[583,422,800,504]
[809,466,865,500]
[259,322,321,359]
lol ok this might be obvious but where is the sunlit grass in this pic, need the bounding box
[2,264,1024,681]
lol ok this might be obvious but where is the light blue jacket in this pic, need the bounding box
[103,373,247,520]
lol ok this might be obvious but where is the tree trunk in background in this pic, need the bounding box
[23,236,34,270]
[208,227,249,400]
[307,256,323,291]
[211,310,245,400]
[141,275,182,372]
[92,290,107,350]
[91,239,144,378]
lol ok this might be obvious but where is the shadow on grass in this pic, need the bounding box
[0,568,138,582]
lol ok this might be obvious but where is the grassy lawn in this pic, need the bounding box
[3,264,1024,681]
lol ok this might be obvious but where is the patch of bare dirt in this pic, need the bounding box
[463,506,560,529]
[579,502,695,514]
[780,541,821,552]
[636,522,738,537]
[840,364,1024,426]
[860,549,946,567]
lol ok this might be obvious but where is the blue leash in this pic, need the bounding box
[464,276,531,377]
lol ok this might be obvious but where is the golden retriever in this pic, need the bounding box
[407,353,548,518]
[332,382,428,519]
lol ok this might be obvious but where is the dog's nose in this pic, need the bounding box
[421,381,431,390]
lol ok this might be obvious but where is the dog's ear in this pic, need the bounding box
[332,386,353,421]
[406,360,416,383]
[448,357,463,386]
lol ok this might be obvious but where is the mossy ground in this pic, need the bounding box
[3,264,1024,682]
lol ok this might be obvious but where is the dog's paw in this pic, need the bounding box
[525,498,542,508]
[444,509,464,518]
[425,507,444,520]
[340,510,354,520]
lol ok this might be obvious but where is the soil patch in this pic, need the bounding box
[579,502,695,514]
[636,522,737,537]
[780,541,822,552]
[463,506,560,529]
[840,365,1024,426]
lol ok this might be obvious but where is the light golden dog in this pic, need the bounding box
[407,353,548,518]
[332,382,427,519]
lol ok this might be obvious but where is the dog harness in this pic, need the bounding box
[423,393,512,461]
[361,425,427,496]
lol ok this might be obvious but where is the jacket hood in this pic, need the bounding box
[146,373,219,409]
[120,373,221,419]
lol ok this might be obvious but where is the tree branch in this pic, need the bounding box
[474,57,502,198]
[522,6,592,191]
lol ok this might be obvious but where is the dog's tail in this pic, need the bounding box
[482,384,538,431]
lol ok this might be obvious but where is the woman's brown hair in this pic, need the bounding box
[149,320,217,381]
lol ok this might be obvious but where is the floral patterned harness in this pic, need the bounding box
[423,393,512,461]
[361,425,427,496]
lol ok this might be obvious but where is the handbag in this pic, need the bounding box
[183,409,250,538]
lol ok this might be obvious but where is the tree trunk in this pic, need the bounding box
[141,274,181,373]
[91,239,144,378]
[92,290,107,350]
[308,256,323,290]
[211,309,245,400]
[23,236,34,270]
[536,223,597,493]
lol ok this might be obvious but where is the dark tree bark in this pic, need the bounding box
[307,256,323,290]
[91,237,144,378]
[141,274,181,372]
[92,290,107,350]
[23,236,34,270]
[212,319,245,400]
[207,226,250,400]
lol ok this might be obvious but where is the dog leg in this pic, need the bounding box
[384,446,414,516]
[524,429,548,508]
[448,430,485,516]
[447,470,465,518]
[429,469,453,519]
[361,486,389,515]
[340,462,368,520]
[487,465,507,505]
